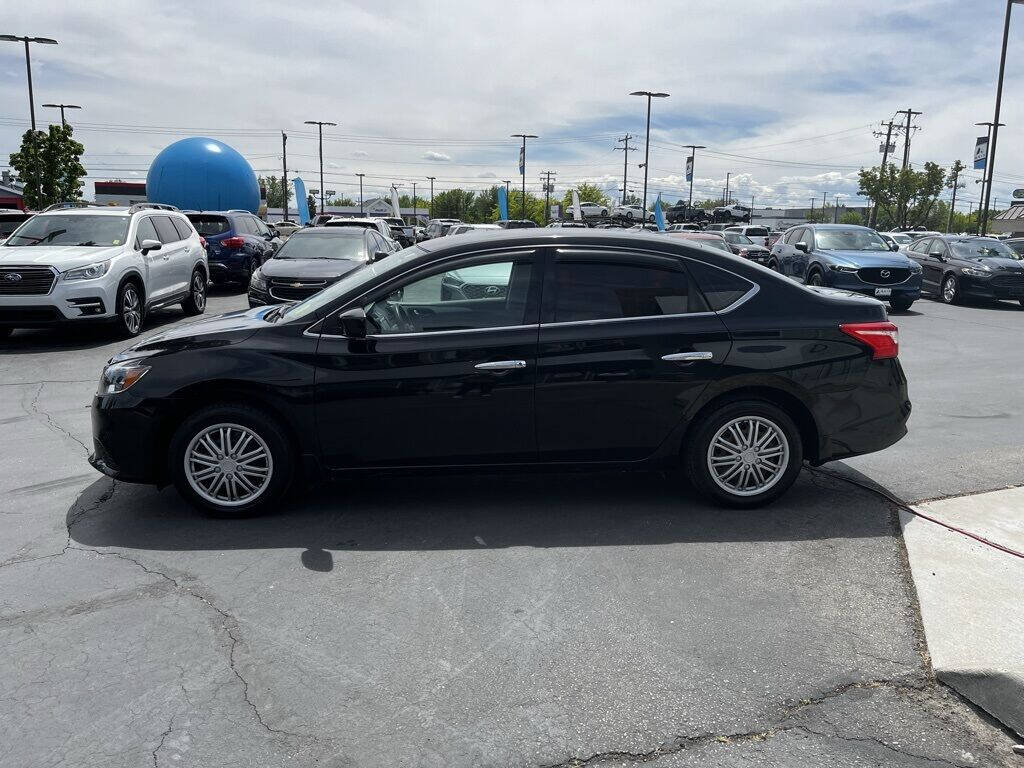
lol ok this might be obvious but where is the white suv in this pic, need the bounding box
[0,203,209,339]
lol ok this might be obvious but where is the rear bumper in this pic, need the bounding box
[207,252,249,282]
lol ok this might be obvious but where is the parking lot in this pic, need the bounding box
[0,285,1021,766]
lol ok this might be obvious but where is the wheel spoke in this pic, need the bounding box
[707,416,789,497]
[185,423,274,506]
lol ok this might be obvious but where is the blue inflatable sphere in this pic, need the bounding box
[146,137,259,214]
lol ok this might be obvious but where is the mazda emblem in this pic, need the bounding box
[880,269,890,278]
[2,273,22,282]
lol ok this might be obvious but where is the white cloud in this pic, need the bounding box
[423,151,452,162]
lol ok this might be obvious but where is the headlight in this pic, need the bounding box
[829,264,858,272]
[909,261,923,273]
[62,260,111,281]
[961,266,992,278]
[250,268,267,291]
[98,361,150,395]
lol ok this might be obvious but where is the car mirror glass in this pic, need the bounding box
[140,238,161,253]
[337,307,367,339]
[890,243,899,251]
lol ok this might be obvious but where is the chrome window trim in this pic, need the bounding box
[311,323,537,341]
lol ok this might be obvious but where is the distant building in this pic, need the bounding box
[752,206,871,230]
[0,171,25,210]
[264,196,430,224]
[94,181,147,206]
[987,201,1024,236]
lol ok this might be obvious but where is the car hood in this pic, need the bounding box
[0,244,123,272]
[816,250,914,268]
[111,306,276,361]
[738,244,770,254]
[260,257,366,280]
[968,256,1024,271]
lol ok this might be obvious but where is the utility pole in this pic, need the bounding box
[427,176,436,219]
[356,173,365,214]
[682,145,705,211]
[810,198,815,219]
[725,172,731,205]
[303,119,336,213]
[412,181,417,226]
[540,170,556,222]
[870,120,896,228]
[42,102,80,126]
[615,134,634,204]
[630,90,670,220]
[981,0,1021,236]
[281,131,288,222]
[510,134,538,220]
[946,163,963,233]
[896,108,922,170]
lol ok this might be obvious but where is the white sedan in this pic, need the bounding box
[577,201,609,218]
[273,220,302,239]
[612,204,655,222]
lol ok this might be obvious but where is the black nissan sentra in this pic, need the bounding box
[90,229,910,517]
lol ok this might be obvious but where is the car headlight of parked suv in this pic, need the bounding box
[961,266,992,278]
[62,260,112,281]
[250,268,268,291]
[909,261,922,273]
[828,264,858,273]
[98,361,151,395]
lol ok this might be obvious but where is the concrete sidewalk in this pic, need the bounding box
[901,486,1024,738]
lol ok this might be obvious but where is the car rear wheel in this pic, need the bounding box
[941,274,959,304]
[181,268,207,316]
[170,404,294,518]
[241,256,259,286]
[684,399,803,508]
[115,280,144,338]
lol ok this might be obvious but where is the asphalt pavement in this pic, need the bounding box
[0,288,1021,767]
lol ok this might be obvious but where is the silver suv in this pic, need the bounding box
[0,203,209,338]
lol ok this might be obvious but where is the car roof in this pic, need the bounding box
[328,217,380,225]
[39,206,131,216]
[666,232,725,240]
[291,226,364,236]
[807,223,871,230]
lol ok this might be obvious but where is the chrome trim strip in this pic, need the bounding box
[474,360,527,370]
[662,351,714,362]
[308,323,537,341]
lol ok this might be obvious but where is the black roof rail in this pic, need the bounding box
[127,203,180,214]
[41,201,107,212]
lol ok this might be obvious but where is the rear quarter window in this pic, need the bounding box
[685,259,755,311]
[171,217,195,241]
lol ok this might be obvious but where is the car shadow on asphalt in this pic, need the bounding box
[68,467,895,572]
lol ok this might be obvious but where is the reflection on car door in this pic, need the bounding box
[910,238,940,293]
[149,215,191,298]
[135,216,174,302]
[313,249,542,468]
[534,249,731,462]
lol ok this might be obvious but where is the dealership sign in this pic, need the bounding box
[685,156,693,182]
[974,136,989,170]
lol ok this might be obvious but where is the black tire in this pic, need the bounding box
[767,260,779,272]
[683,399,803,508]
[181,268,207,316]
[240,256,259,287]
[169,403,294,518]
[806,270,824,287]
[625,210,634,219]
[889,297,914,312]
[114,279,145,338]
[941,273,959,304]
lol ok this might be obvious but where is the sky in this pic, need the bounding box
[2,0,1022,214]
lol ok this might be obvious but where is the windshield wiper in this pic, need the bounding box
[72,241,97,246]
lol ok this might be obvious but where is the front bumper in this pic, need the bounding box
[958,274,1024,300]
[825,270,922,301]
[90,393,165,484]
[0,276,119,326]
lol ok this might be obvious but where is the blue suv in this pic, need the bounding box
[185,212,281,287]
[770,224,922,311]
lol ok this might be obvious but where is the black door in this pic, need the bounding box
[314,249,542,468]
[534,248,732,462]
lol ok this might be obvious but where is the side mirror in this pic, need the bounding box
[140,238,161,254]
[929,250,944,260]
[890,243,900,251]
[337,307,367,339]
[374,250,390,262]
[795,241,809,253]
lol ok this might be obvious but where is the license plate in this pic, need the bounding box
[874,288,892,297]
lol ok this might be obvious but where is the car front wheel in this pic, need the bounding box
[170,403,294,518]
[684,400,803,508]
[115,280,144,337]
[806,270,824,287]
[941,274,959,304]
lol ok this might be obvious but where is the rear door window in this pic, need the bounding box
[152,216,181,244]
[746,227,768,237]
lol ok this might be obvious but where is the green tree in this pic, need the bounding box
[494,190,547,225]
[307,194,317,217]
[470,186,499,222]
[805,205,832,223]
[398,194,430,210]
[560,183,610,211]
[8,125,85,209]
[432,188,476,220]
[858,161,947,230]
[258,175,293,209]
[327,196,355,207]
[839,210,864,225]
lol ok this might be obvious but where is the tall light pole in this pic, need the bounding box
[281,131,288,222]
[630,90,670,219]
[682,144,705,210]
[303,119,336,214]
[412,182,417,226]
[426,176,436,219]
[725,172,732,205]
[356,173,365,214]
[41,102,80,127]
[0,35,58,131]
[510,134,538,220]
[980,0,1023,234]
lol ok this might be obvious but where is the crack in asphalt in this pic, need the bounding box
[151,714,175,768]
[30,381,90,456]
[794,725,977,768]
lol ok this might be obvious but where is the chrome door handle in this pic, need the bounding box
[662,351,713,363]
[474,360,527,371]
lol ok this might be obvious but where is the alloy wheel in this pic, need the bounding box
[184,423,273,507]
[943,275,957,303]
[121,285,142,335]
[808,272,823,286]
[192,272,207,311]
[706,416,790,497]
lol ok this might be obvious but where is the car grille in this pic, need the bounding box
[857,267,910,285]
[269,278,328,301]
[992,272,1024,288]
[0,267,56,295]
[461,283,507,299]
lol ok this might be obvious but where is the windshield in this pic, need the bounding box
[5,214,130,247]
[890,233,912,244]
[813,228,888,251]
[723,232,754,245]
[274,231,368,260]
[951,239,1022,260]
[280,246,425,322]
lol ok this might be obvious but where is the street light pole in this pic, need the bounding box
[412,182,417,227]
[427,176,435,219]
[630,90,670,220]
[281,131,288,222]
[510,134,538,220]
[683,145,705,211]
[356,173,365,214]
[41,102,80,127]
[980,0,1022,235]
[725,172,731,205]
[303,119,336,214]
[0,35,59,131]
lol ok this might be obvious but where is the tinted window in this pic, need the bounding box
[685,259,754,311]
[186,215,230,236]
[134,217,159,249]
[553,261,698,322]
[232,216,253,235]
[784,228,802,245]
[910,238,932,253]
[745,227,768,237]
[171,217,194,241]
[152,216,181,244]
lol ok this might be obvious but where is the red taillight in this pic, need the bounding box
[221,236,245,249]
[840,321,899,360]
[199,236,207,249]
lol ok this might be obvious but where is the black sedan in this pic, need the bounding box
[721,231,771,265]
[90,229,909,517]
[904,235,1024,305]
[247,227,388,306]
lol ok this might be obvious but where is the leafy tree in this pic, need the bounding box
[470,186,499,222]
[560,183,610,211]
[621,192,642,206]
[839,210,864,225]
[8,125,85,209]
[327,196,355,207]
[858,161,947,230]
[492,190,548,225]
[258,175,293,209]
[307,194,317,217]
[432,188,477,220]
[397,194,430,210]
[697,197,727,210]
[805,205,831,223]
